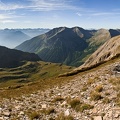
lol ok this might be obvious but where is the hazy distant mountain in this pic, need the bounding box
[0,29,30,48]
[0,46,40,68]
[0,28,50,48]
[20,28,50,38]
[16,27,120,66]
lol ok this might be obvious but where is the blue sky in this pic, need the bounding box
[0,0,120,29]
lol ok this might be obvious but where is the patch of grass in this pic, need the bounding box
[56,113,74,120]
[109,78,120,85]
[103,97,110,104]
[78,103,94,112]
[41,108,55,115]
[87,79,95,85]
[95,85,103,92]
[90,91,103,101]
[105,92,110,96]
[53,96,64,102]
[68,98,93,112]
[115,92,120,106]
[82,85,88,91]
[29,111,40,120]
[68,98,81,109]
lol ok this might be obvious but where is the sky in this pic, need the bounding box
[0,0,120,29]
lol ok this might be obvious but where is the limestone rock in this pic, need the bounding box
[94,116,103,120]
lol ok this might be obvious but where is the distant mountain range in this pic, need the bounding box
[0,46,40,68]
[16,27,120,66]
[0,28,50,48]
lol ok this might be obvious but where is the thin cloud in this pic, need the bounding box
[0,1,24,10]
[91,12,120,16]
[0,14,11,20]
[0,0,79,11]
[28,0,79,11]
[76,12,82,17]
[1,20,17,23]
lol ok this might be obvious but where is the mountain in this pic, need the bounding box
[81,35,120,68]
[0,28,50,48]
[0,29,30,48]
[0,46,40,68]
[16,27,94,66]
[16,27,120,66]
[62,35,120,76]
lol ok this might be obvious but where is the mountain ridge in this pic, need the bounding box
[16,27,120,66]
[0,45,41,68]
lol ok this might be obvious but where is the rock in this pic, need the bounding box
[0,117,4,120]
[3,111,11,117]
[61,101,67,106]
[94,116,103,120]
[15,105,21,110]
[41,104,47,109]
[92,108,98,114]
[64,109,70,116]
[71,96,75,99]
[114,113,119,118]
[58,93,61,96]
[19,111,24,115]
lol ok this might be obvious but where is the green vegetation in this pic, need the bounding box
[0,61,74,99]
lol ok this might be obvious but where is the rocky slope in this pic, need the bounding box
[81,35,120,68]
[0,56,119,120]
[0,46,40,68]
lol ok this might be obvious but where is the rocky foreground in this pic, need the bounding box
[0,61,120,120]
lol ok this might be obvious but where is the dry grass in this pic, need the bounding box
[0,61,74,99]
[90,91,103,101]
[68,98,93,112]
[95,85,103,92]
[53,96,64,102]
[56,113,74,120]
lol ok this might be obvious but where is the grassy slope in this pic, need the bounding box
[0,61,74,99]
